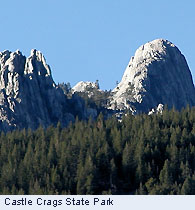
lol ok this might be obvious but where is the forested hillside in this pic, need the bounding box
[0,106,194,195]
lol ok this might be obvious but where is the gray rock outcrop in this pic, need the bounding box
[111,39,195,113]
[72,81,99,93]
[0,49,74,131]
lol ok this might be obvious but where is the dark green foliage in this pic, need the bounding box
[0,107,194,195]
[58,82,72,97]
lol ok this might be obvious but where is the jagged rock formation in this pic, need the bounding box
[1,39,195,131]
[111,39,195,113]
[0,49,75,131]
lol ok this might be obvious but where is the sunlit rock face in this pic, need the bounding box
[0,49,74,131]
[72,81,98,93]
[1,38,195,131]
[111,39,195,113]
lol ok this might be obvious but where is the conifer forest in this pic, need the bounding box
[0,107,194,195]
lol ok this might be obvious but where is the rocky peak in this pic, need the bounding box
[111,39,195,112]
[25,49,51,77]
[0,50,11,63]
[72,81,99,93]
[0,49,73,131]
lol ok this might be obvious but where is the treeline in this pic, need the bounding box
[0,107,194,195]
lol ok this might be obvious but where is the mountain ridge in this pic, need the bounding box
[0,38,195,131]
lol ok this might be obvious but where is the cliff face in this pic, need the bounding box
[0,49,74,131]
[111,39,195,113]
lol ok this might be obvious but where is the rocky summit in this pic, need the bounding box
[72,81,98,93]
[111,39,195,113]
[0,39,195,131]
[0,49,75,131]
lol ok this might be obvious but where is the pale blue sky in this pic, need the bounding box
[1,0,195,90]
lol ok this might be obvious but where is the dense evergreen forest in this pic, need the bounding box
[0,106,195,195]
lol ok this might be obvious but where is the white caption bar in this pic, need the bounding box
[0,195,194,210]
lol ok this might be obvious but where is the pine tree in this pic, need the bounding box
[159,160,173,194]
[181,176,192,195]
